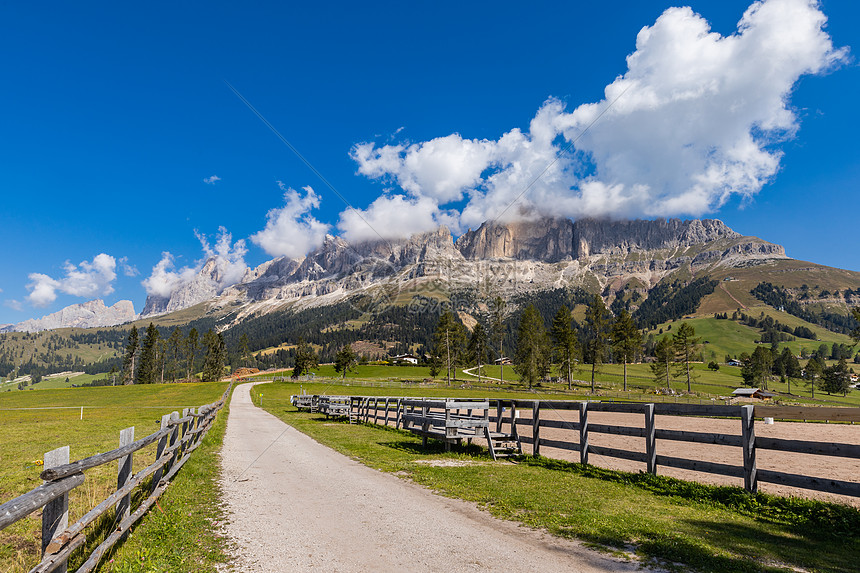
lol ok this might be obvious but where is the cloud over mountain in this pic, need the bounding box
[347,0,845,235]
[26,253,118,307]
[142,227,247,299]
[252,183,331,258]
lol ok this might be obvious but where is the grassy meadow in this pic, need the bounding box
[0,382,229,572]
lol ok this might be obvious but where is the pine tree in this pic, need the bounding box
[490,296,507,384]
[779,347,802,395]
[432,311,467,386]
[466,322,488,384]
[121,326,139,385]
[292,338,319,379]
[672,322,701,392]
[651,336,672,389]
[334,344,357,381]
[201,329,226,382]
[822,358,851,395]
[167,327,183,382]
[135,323,159,385]
[804,355,823,398]
[611,309,641,392]
[551,305,578,390]
[238,333,252,368]
[185,328,199,381]
[583,295,610,393]
[514,304,550,389]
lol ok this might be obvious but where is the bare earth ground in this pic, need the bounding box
[523,408,860,506]
[218,383,657,573]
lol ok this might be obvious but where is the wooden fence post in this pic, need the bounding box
[645,404,656,475]
[152,413,171,493]
[532,401,540,457]
[180,408,190,456]
[395,399,402,429]
[383,398,390,427]
[42,446,70,573]
[421,402,429,448]
[115,427,134,526]
[741,405,757,493]
[496,400,503,433]
[579,402,589,465]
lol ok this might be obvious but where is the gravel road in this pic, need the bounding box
[218,383,655,572]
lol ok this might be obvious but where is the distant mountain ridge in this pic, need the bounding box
[140,217,787,323]
[7,299,137,333]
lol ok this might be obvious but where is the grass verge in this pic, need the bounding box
[260,397,860,573]
[96,389,233,573]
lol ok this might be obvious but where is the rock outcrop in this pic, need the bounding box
[12,300,136,332]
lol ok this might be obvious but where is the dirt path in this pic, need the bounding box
[218,383,654,572]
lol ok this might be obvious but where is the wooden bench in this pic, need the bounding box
[318,395,351,418]
[400,399,521,459]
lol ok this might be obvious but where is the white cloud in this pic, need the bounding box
[142,228,248,299]
[26,253,117,307]
[347,0,845,233]
[119,256,139,277]
[203,175,221,185]
[337,194,460,244]
[251,183,331,258]
[4,299,22,312]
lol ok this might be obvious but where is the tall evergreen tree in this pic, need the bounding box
[432,311,467,386]
[741,346,774,389]
[490,296,507,384]
[201,329,226,382]
[822,358,851,396]
[550,305,578,390]
[651,336,673,389]
[291,338,319,379]
[514,304,550,389]
[334,344,357,381]
[135,323,159,385]
[238,333,252,368]
[167,327,183,382]
[611,310,641,392]
[583,295,610,392]
[672,322,701,392]
[466,322,488,384]
[778,347,802,395]
[121,326,139,385]
[804,355,824,399]
[185,327,199,381]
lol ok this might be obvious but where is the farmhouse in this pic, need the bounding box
[392,353,418,364]
[731,387,777,400]
[494,357,512,365]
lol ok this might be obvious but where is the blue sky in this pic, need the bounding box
[1,0,858,325]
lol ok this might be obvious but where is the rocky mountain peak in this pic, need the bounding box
[10,299,137,332]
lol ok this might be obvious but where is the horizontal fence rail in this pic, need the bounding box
[293,395,860,499]
[0,383,233,573]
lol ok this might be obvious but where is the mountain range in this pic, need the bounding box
[140,216,789,325]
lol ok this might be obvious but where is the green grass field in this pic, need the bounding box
[251,358,860,407]
[258,398,860,573]
[0,382,229,573]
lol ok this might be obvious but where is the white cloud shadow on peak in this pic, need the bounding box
[252,183,331,258]
[26,253,117,307]
[346,0,846,236]
[142,227,247,300]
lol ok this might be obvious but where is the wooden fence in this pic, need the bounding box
[0,383,233,573]
[310,396,860,499]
